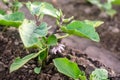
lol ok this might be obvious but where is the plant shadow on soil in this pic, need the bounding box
[0,0,120,80]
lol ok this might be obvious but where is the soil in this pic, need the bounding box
[0,0,120,80]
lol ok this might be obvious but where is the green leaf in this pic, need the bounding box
[10,48,46,73]
[0,9,6,15]
[83,20,104,28]
[12,1,23,12]
[90,69,108,80]
[61,20,100,42]
[106,9,116,17]
[40,2,60,18]
[112,0,120,5]
[87,0,102,8]
[19,20,48,48]
[34,67,41,74]
[13,1,23,8]
[47,35,57,46]
[79,75,87,80]
[0,12,24,27]
[53,58,84,79]
[102,2,112,10]
[38,49,47,61]
[26,2,41,16]
[26,2,60,18]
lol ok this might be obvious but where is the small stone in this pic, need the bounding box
[14,41,19,45]
[23,65,28,68]
[112,27,119,33]
[29,70,33,73]
[31,64,36,68]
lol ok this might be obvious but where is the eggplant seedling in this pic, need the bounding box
[0,1,107,80]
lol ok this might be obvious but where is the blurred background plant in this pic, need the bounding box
[87,0,120,17]
[0,0,22,14]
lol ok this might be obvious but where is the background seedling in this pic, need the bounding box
[87,0,120,17]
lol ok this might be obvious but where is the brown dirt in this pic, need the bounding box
[0,0,120,80]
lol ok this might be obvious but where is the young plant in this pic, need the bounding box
[87,0,117,17]
[0,1,106,79]
[2,0,23,13]
[54,58,109,80]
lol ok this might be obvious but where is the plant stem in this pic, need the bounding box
[57,34,70,39]
[34,15,40,26]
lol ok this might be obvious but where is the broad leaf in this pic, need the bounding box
[26,2,60,18]
[26,2,41,16]
[47,35,57,46]
[83,20,104,28]
[0,12,24,27]
[90,69,108,80]
[61,21,100,42]
[10,48,46,73]
[40,2,60,18]
[19,20,48,48]
[53,58,84,79]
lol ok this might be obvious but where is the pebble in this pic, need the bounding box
[111,27,119,33]
[29,70,33,73]
[14,41,19,45]
[31,64,36,68]
[23,65,28,68]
